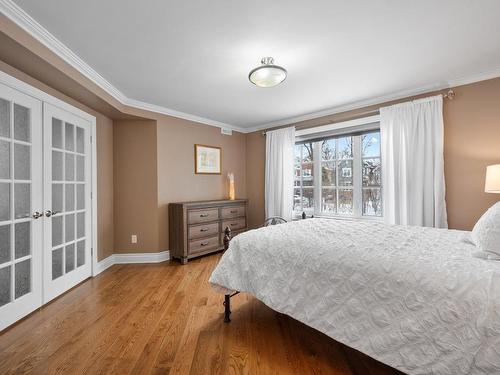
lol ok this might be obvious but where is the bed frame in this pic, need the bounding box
[222,227,238,322]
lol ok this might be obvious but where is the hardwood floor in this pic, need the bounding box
[0,254,404,375]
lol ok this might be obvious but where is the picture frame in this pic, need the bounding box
[194,144,222,174]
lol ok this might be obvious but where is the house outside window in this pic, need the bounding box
[293,125,382,219]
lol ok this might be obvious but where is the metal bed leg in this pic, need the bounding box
[224,294,231,323]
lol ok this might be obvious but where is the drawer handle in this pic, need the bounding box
[230,210,238,213]
[200,228,209,232]
[200,241,209,246]
[200,214,209,218]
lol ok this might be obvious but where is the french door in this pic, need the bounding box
[43,103,92,303]
[0,82,43,330]
[0,81,93,331]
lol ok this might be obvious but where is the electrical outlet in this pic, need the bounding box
[131,234,137,244]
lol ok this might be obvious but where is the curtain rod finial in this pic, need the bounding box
[443,89,455,100]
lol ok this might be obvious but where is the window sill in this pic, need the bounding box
[293,213,383,223]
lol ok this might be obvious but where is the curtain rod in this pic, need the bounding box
[262,89,455,135]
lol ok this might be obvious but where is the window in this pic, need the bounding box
[293,130,382,218]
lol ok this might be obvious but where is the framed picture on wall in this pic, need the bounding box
[194,144,222,174]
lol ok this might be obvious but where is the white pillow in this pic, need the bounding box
[471,201,500,257]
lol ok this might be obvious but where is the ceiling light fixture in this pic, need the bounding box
[248,57,287,88]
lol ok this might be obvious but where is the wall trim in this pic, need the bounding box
[94,251,171,275]
[2,0,500,134]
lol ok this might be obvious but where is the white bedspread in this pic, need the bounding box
[209,219,500,375]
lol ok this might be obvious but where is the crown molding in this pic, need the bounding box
[0,0,243,132]
[244,66,500,133]
[2,0,500,135]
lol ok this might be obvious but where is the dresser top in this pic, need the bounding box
[170,199,247,208]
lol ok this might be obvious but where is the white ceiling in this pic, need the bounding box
[7,0,500,131]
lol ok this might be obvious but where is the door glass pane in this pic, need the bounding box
[65,122,74,151]
[15,259,30,298]
[76,127,84,153]
[76,156,84,181]
[52,215,63,247]
[52,151,63,181]
[76,240,85,267]
[0,225,10,264]
[52,248,63,280]
[65,153,74,181]
[65,184,75,211]
[338,189,353,214]
[0,183,10,221]
[52,184,63,213]
[338,160,353,186]
[77,212,85,238]
[0,266,11,307]
[65,244,75,273]
[65,214,75,242]
[52,118,63,149]
[15,221,30,259]
[76,185,85,210]
[14,183,30,219]
[0,98,10,138]
[0,140,10,179]
[13,104,30,142]
[14,144,30,180]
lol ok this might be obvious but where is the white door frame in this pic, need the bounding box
[0,70,99,278]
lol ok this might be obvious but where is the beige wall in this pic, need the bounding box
[156,118,246,251]
[0,59,115,261]
[113,120,159,253]
[246,77,500,231]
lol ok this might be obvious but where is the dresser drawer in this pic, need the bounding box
[189,235,219,255]
[221,218,246,232]
[221,205,246,219]
[188,208,219,224]
[188,222,219,240]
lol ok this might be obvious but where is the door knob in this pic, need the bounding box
[45,210,60,217]
[32,211,43,219]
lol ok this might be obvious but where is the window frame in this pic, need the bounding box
[293,119,382,220]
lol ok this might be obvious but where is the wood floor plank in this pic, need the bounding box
[0,254,404,375]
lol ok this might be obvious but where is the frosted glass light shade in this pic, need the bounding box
[485,164,500,193]
[249,57,287,88]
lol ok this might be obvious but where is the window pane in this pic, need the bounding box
[338,160,353,186]
[338,189,353,214]
[321,140,335,160]
[293,188,301,212]
[321,161,336,186]
[301,143,313,162]
[294,144,302,165]
[362,158,381,186]
[337,137,352,159]
[363,188,382,216]
[321,188,336,214]
[301,162,314,186]
[362,132,380,158]
[302,188,314,213]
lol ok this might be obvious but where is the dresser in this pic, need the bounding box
[169,199,248,264]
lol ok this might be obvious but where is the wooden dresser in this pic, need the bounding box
[169,199,248,264]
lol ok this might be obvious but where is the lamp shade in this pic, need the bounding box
[248,57,287,88]
[485,164,500,193]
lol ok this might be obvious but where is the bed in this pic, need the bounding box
[209,218,500,375]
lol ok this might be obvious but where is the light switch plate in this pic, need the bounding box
[131,234,137,244]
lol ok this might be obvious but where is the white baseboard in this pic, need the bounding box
[94,250,170,276]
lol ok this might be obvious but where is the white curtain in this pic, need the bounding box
[265,127,296,222]
[380,95,447,228]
